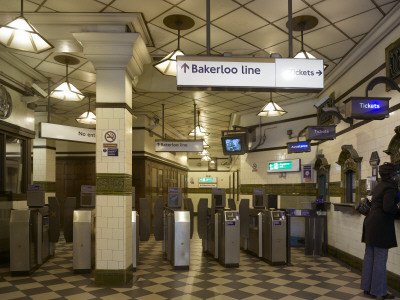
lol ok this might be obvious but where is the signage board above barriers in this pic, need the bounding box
[344,97,390,120]
[176,56,324,92]
[305,125,336,140]
[155,139,203,152]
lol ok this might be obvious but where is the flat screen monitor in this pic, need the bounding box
[221,133,248,155]
[253,194,265,208]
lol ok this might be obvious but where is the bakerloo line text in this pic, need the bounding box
[191,64,261,75]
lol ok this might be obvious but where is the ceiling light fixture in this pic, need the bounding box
[199,149,210,156]
[76,94,96,125]
[290,15,328,70]
[0,0,53,53]
[201,155,211,161]
[51,55,85,101]
[257,92,287,117]
[153,14,194,76]
[189,110,209,137]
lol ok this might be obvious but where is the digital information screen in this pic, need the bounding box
[287,141,311,153]
[224,138,241,152]
[345,97,390,119]
[306,126,336,140]
[267,159,301,173]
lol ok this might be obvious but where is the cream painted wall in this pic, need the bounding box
[237,24,400,276]
[188,171,233,212]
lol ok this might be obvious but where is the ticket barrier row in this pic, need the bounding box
[198,188,240,268]
[153,188,192,269]
[9,185,61,275]
[239,189,287,265]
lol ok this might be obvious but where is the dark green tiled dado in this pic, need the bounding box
[96,173,132,195]
[32,181,56,193]
[240,183,317,196]
[95,264,133,286]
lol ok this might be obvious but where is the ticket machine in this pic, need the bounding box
[198,188,240,268]
[154,188,191,269]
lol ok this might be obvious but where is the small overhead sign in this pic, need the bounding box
[199,177,217,183]
[40,122,96,143]
[287,141,311,153]
[305,125,336,140]
[344,97,390,120]
[176,56,324,92]
[155,139,203,152]
[267,159,301,173]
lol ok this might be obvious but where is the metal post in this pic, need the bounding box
[286,212,292,265]
[194,103,197,140]
[206,0,211,56]
[162,104,165,139]
[47,78,50,123]
[288,0,293,58]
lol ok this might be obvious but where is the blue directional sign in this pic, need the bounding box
[287,141,311,153]
[306,125,336,140]
[344,97,390,120]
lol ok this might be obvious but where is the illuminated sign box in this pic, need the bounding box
[305,125,336,140]
[344,97,390,120]
[267,159,301,173]
[199,177,217,183]
[287,141,311,153]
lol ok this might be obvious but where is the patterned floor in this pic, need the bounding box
[0,234,398,300]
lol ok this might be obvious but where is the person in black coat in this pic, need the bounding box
[361,162,399,299]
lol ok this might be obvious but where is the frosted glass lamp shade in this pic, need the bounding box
[0,17,53,53]
[257,101,287,117]
[153,49,184,76]
[189,125,209,137]
[50,82,85,101]
[76,111,96,125]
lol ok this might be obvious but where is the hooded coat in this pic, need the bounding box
[362,179,399,249]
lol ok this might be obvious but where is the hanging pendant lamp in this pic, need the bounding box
[189,110,209,137]
[51,55,85,101]
[290,15,328,70]
[153,14,194,76]
[257,92,287,117]
[201,155,211,161]
[76,94,96,125]
[198,149,210,156]
[0,0,53,53]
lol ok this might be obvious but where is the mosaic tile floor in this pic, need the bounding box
[0,234,398,300]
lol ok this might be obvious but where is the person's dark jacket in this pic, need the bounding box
[362,179,399,249]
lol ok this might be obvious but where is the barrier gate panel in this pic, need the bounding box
[139,198,151,241]
[197,198,208,240]
[153,198,164,241]
[183,198,194,239]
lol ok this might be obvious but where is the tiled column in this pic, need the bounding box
[33,112,56,203]
[73,32,139,285]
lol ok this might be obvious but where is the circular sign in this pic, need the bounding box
[0,85,12,120]
[104,131,117,143]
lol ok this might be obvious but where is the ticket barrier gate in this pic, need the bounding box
[10,185,60,275]
[240,189,287,265]
[153,188,192,269]
[73,210,95,272]
[73,186,96,273]
[198,188,240,268]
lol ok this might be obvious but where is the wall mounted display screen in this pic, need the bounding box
[305,126,336,140]
[344,97,390,120]
[253,194,265,208]
[214,194,224,208]
[287,141,311,153]
[267,159,301,173]
[221,133,248,155]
